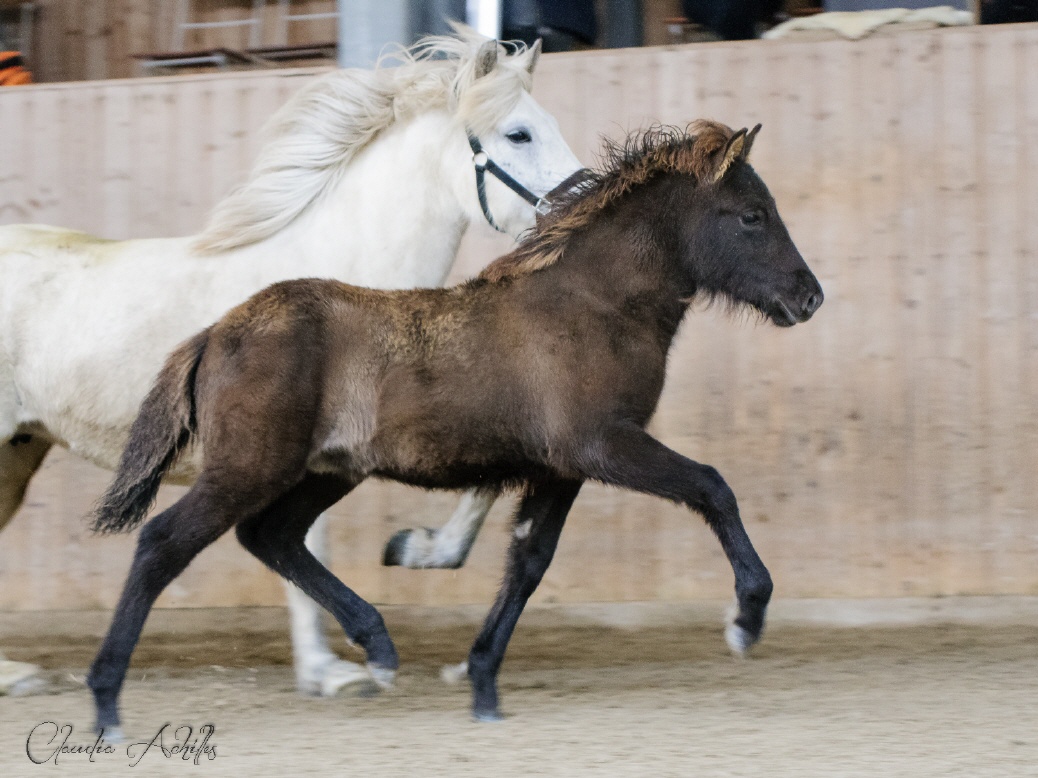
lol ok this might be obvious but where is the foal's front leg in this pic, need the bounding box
[468,479,582,721]
[588,423,773,655]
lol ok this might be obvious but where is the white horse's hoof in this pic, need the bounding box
[323,659,381,697]
[0,659,44,696]
[440,661,469,685]
[297,658,374,698]
[366,664,396,691]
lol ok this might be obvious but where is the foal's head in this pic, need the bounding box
[494,122,823,326]
[663,122,823,326]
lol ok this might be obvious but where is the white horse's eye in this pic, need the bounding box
[506,129,532,144]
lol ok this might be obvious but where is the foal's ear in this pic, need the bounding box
[712,126,751,183]
[742,124,762,159]
[526,39,542,74]
[475,40,499,79]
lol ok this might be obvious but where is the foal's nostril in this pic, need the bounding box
[803,291,823,316]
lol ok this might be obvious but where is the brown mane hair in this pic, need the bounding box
[480,120,739,283]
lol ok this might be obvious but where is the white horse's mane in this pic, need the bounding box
[194,29,536,253]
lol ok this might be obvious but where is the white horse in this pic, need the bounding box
[0,31,581,696]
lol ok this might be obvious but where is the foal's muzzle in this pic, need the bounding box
[771,272,824,327]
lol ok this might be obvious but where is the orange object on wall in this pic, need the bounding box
[0,51,32,85]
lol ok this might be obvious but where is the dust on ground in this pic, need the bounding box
[2,620,1036,778]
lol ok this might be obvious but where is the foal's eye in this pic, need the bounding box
[506,129,532,144]
[740,210,764,228]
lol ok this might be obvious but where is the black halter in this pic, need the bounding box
[467,132,551,232]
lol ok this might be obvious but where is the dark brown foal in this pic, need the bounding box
[89,121,822,730]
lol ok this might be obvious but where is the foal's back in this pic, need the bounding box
[192,279,500,488]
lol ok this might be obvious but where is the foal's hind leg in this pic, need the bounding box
[237,473,399,691]
[468,479,581,721]
[588,423,773,656]
[284,512,371,696]
[87,486,239,737]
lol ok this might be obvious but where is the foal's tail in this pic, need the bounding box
[91,329,210,534]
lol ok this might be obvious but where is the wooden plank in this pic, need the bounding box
[938,27,984,593]
[0,88,31,223]
[172,77,215,235]
[58,0,84,84]
[59,82,100,231]
[1019,29,1038,591]
[81,0,108,80]
[979,26,1029,591]
[22,86,63,225]
[99,81,136,238]
[128,79,165,237]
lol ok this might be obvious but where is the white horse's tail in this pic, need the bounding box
[91,329,210,534]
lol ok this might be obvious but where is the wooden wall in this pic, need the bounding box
[19,0,704,83]
[1,24,1036,611]
[24,0,339,82]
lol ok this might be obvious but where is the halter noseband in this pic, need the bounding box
[467,132,551,232]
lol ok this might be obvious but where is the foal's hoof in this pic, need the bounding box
[725,622,755,658]
[99,726,127,745]
[472,708,505,723]
[440,661,469,685]
[724,602,763,658]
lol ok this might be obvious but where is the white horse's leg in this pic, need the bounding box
[0,434,53,696]
[382,485,501,568]
[285,511,371,696]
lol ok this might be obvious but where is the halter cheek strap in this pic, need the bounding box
[467,132,551,233]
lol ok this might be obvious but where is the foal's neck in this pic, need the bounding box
[544,195,690,344]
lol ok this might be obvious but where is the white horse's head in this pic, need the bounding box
[194,29,581,253]
[447,36,583,238]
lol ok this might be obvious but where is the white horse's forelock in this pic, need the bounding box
[194,29,535,254]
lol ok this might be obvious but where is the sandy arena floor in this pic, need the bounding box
[1,614,1036,778]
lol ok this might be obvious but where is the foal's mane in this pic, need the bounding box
[480,121,739,283]
[194,29,536,253]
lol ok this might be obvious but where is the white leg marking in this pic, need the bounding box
[286,513,370,696]
[0,656,45,696]
[398,487,499,568]
[725,600,753,658]
[366,664,396,690]
[440,661,469,685]
[100,727,126,745]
